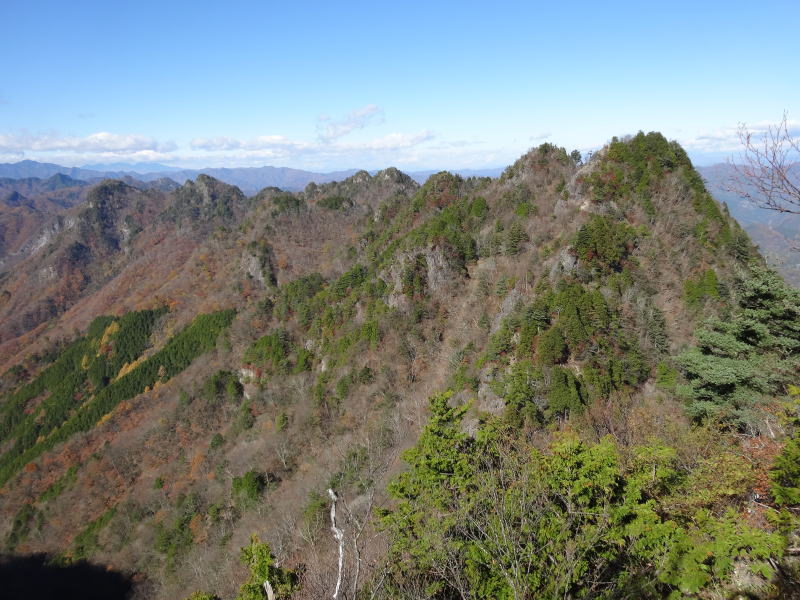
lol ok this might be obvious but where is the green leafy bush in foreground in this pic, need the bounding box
[380,391,784,599]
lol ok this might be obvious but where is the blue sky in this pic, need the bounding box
[0,0,798,171]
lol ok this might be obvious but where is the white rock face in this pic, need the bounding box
[238,367,258,400]
[491,288,522,332]
[241,252,266,285]
[547,247,578,282]
[15,214,77,260]
[477,381,505,415]
[352,171,370,185]
[424,247,458,293]
[21,221,62,256]
[384,246,459,308]
[239,367,257,381]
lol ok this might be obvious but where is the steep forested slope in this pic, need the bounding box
[1,134,799,600]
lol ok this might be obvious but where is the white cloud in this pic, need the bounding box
[190,135,311,152]
[0,104,514,170]
[317,104,384,142]
[188,129,434,163]
[344,130,434,150]
[189,137,239,151]
[681,127,745,153]
[0,131,176,154]
[441,139,486,148]
[681,119,800,153]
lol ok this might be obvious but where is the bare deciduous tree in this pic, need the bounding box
[729,112,800,214]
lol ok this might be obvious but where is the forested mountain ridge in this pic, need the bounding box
[1,133,799,600]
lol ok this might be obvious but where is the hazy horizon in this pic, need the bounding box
[0,148,743,176]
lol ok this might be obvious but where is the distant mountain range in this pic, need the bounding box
[0,160,360,194]
[0,160,506,194]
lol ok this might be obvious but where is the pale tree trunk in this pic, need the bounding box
[329,488,345,600]
[263,580,275,600]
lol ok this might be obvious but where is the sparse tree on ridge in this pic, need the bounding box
[729,111,800,215]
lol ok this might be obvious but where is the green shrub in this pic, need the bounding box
[302,491,328,533]
[202,370,242,402]
[155,493,201,571]
[469,196,489,219]
[655,361,678,390]
[317,195,352,210]
[232,470,266,507]
[770,437,800,506]
[328,445,369,492]
[500,360,543,424]
[275,412,288,432]
[183,592,219,600]
[357,366,375,385]
[537,326,567,366]
[679,268,800,427]
[71,507,117,561]
[5,504,42,551]
[401,254,428,299]
[38,465,79,502]
[684,268,719,307]
[547,366,585,418]
[244,329,290,371]
[335,372,354,400]
[233,401,256,433]
[270,193,305,216]
[236,535,298,600]
[573,215,638,272]
[292,348,313,373]
[504,221,528,255]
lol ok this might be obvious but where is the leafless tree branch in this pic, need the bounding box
[727,111,800,214]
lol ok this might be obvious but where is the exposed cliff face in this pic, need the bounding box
[384,246,461,310]
[164,174,248,226]
[0,179,171,349]
[0,176,88,264]
[301,167,419,215]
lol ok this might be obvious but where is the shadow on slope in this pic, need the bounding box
[0,553,134,600]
